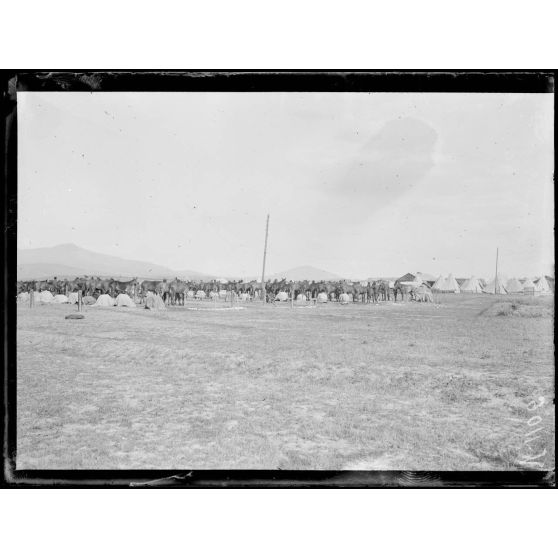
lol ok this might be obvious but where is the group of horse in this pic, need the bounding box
[17,276,434,304]
[265,279,432,303]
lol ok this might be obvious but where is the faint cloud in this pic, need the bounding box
[328,117,438,218]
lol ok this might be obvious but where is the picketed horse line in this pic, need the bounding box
[17,276,434,304]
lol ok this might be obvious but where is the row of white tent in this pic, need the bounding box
[17,291,137,307]
[92,294,136,307]
[431,274,552,294]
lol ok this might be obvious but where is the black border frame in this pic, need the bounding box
[2,70,555,488]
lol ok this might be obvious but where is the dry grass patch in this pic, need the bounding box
[16,295,555,470]
[480,296,553,318]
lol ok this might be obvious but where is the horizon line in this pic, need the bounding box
[17,242,554,280]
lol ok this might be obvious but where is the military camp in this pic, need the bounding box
[13,84,554,476]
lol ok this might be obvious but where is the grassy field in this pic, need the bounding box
[16,294,555,470]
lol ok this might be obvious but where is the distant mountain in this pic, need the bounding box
[17,243,214,280]
[17,262,92,281]
[267,266,342,281]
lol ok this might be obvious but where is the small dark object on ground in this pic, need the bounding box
[65,313,85,320]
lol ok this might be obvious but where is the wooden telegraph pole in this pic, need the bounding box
[495,247,499,295]
[261,214,270,304]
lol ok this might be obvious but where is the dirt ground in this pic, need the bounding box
[16,294,555,470]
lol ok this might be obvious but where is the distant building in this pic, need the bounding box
[396,272,436,287]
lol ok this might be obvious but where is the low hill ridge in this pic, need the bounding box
[17,244,214,280]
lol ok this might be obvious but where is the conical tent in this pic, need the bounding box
[534,276,551,293]
[522,278,536,294]
[444,274,461,293]
[115,293,136,307]
[460,276,483,293]
[433,274,460,293]
[431,275,445,291]
[39,290,54,303]
[18,292,30,303]
[505,278,524,293]
[94,294,115,306]
[483,275,508,294]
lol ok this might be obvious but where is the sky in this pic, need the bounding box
[18,91,554,279]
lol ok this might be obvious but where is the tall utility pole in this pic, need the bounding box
[261,214,270,303]
[495,247,499,294]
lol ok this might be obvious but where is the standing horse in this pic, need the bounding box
[111,278,139,298]
[393,281,417,302]
[375,280,391,301]
[368,281,380,304]
[139,280,164,301]
[169,278,189,305]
